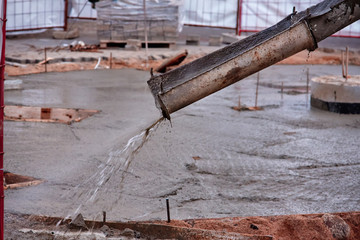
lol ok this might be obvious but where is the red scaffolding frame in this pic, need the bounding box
[0,0,6,239]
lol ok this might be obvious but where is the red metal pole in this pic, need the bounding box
[0,0,7,239]
[64,0,68,31]
[237,0,243,35]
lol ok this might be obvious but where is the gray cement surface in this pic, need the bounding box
[4,65,360,224]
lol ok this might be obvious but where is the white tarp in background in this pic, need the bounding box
[96,0,184,41]
[184,0,238,28]
[241,0,317,30]
[4,0,360,37]
[6,0,64,31]
[183,0,359,36]
[69,0,97,18]
[240,0,360,36]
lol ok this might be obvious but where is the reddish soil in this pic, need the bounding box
[4,172,36,185]
[6,212,360,240]
[5,49,360,77]
[279,49,360,66]
[156,212,360,239]
[4,54,202,77]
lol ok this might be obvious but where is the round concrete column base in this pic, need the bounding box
[311,75,360,114]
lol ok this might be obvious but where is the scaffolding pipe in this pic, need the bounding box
[0,0,6,239]
[148,0,360,120]
[64,0,68,31]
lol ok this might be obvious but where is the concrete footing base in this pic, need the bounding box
[311,75,360,114]
[52,27,80,39]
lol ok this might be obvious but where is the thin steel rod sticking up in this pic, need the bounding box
[255,72,260,107]
[345,46,349,81]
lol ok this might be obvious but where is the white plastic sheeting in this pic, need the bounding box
[183,0,359,36]
[240,0,360,37]
[69,0,97,18]
[96,0,184,41]
[6,0,65,31]
[241,0,316,31]
[4,0,360,37]
[184,0,238,28]
[97,0,183,23]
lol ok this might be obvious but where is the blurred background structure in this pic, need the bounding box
[5,0,360,38]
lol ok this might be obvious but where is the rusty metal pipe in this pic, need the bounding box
[148,21,315,119]
[161,22,314,116]
[147,0,360,119]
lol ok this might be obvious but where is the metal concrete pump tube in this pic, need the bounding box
[147,0,360,120]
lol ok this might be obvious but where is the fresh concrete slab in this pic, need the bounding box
[4,79,23,90]
[4,65,360,224]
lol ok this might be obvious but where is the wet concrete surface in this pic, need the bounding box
[4,65,360,224]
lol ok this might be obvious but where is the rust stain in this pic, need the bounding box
[254,51,260,61]
[41,108,51,120]
[4,105,99,124]
[224,67,243,86]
